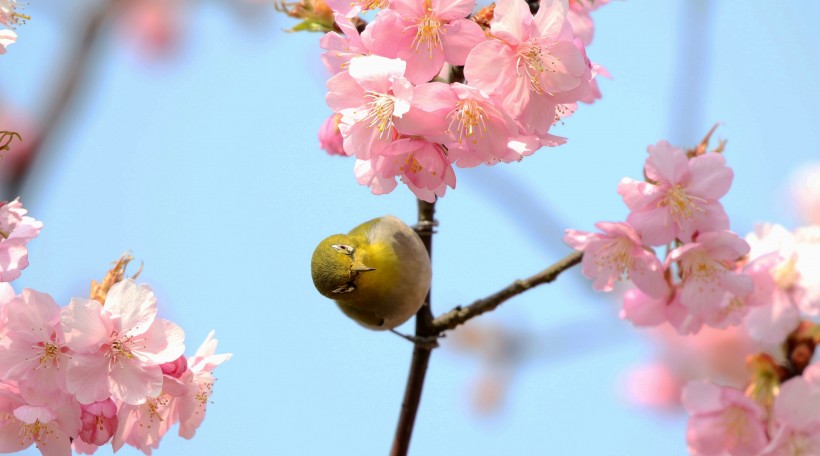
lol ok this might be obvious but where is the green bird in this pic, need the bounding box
[311,215,432,330]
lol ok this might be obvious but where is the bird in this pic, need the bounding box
[311,215,432,330]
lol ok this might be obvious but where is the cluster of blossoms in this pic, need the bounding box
[0,200,230,455]
[682,324,820,456]
[0,0,27,54]
[565,133,758,334]
[566,134,820,454]
[313,0,607,201]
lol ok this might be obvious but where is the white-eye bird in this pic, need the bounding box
[311,215,432,330]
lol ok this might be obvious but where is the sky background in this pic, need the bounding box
[1,0,819,454]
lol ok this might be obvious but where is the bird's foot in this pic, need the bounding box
[412,219,438,236]
[390,329,443,349]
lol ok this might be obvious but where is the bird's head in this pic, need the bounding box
[311,234,375,299]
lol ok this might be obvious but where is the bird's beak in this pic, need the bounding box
[351,258,375,272]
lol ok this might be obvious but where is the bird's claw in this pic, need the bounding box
[389,329,443,349]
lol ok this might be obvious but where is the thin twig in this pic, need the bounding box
[390,199,437,456]
[5,0,122,199]
[432,251,583,333]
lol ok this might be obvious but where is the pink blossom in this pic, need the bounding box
[0,0,26,28]
[682,381,769,456]
[318,112,346,156]
[0,289,70,399]
[566,0,609,46]
[759,376,820,455]
[320,13,374,74]
[0,29,14,54]
[464,0,592,136]
[402,82,540,167]
[357,137,456,202]
[743,252,802,344]
[0,383,81,456]
[325,55,414,160]
[0,197,43,282]
[618,141,733,245]
[78,399,118,446]
[113,332,230,451]
[111,375,187,454]
[742,224,820,337]
[61,279,185,405]
[668,231,753,322]
[176,331,232,439]
[369,0,485,84]
[564,221,668,298]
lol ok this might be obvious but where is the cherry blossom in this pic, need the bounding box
[0,382,81,456]
[325,55,413,160]
[0,197,43,282]
[369,0,486,84]
[357,137,456,202]
[464,0,592,136]
[0,0,27,28]
[668,231,753,322]
[682,381,768,456]
[61,279,185,405]
[0,289,71,399]
[401,82,541,167]
[176,331,232,439]
[112,376,184,454]
[564,221,668,298]
[618,141,732,246]
[759,376,820,456]
[320,13,374,74]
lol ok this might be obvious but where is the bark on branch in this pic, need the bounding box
[431,251,583,333]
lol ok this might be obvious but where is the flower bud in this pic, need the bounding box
[319,113,345,156]
[79,399,118,446]
[160,355,188,378]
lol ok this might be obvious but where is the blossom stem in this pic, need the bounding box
[391,199,437,456]
[431,251,583,333]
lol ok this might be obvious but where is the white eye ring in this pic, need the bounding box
[331,244,355,255]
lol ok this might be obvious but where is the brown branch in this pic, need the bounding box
[390,199,437,456]
[431,251,583,333]
[5,0,122,199]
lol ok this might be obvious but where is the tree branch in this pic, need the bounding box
[390,199,437,456]
[431,251,583,333]
[5,0,121,199]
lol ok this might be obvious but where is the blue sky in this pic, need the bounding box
[1,1,819,454]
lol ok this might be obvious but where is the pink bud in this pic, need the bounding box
[79,399,118,446]
[318,113,345,156]
[160,354,188,378]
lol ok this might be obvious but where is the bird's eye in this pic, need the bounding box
[332,283,356,294]
[331,244,355,255]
